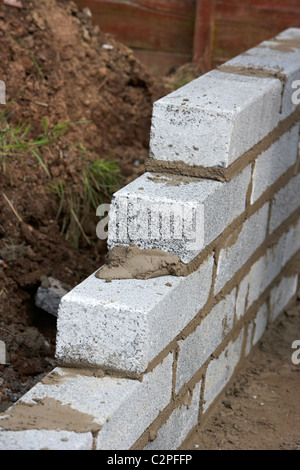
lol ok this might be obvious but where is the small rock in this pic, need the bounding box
[0,244,27,262]
[102,44,114,50]
[83,7,92,17]
[35,276,72,317]
[82,28,90,42]
[31,11,46,30]
[3,0,23,8]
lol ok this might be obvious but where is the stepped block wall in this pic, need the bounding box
[0,28,300,450]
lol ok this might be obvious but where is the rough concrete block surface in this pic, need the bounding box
[236,255,267,320]
[56,256,213,373]
[0,358,173,450]
[220,28,300,120]
[245,323,254,357]
[270,275,298,321]
[95,354,173,449]
[144,380,201,450]
[263,228,293,290]
[251,124,299,204]
[253,303,269,345]
[269,172,300,233]
[0,430,93,450]
[149,69,281,168]
[283,216,300,265]
[214,203,269,293]
[108,167,251,263]
[203,330,244,412]
[236,227,293,319]
[175,288,236,393]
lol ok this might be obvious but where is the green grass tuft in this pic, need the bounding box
[0,106,124,249]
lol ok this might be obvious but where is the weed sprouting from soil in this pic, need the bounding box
[47,157,123,249]
[0,104,51,177]
[0,108,124,248]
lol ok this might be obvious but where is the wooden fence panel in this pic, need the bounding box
[75,0,300,74]
[212,0,300,67]
[76,0,196,53]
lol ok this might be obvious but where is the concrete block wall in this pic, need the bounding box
[0,28,300,450]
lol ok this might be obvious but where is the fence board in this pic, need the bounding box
[74,0,300,74]
[76,0,196,54]
[212,0,300,66]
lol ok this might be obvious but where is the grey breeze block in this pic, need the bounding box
[220,28,300,121]
[56,256,214,374]
[107,167,251,263]
[0,355,173,450]
[149,69,282,169]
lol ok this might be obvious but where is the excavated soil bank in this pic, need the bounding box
[0,0,170,409]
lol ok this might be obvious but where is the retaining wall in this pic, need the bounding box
[0,28,300,450]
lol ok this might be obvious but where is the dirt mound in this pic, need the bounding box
[0,0,170,408]
[0,0,169,176]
